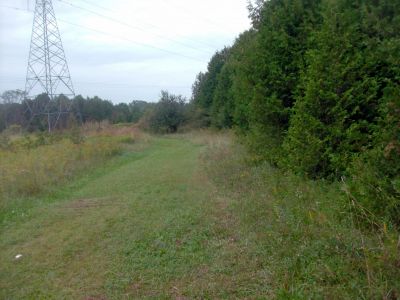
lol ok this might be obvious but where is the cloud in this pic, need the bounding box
[0,0,250,103]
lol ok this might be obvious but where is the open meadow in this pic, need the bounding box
[0,0,399,298]
[0,127,399,299]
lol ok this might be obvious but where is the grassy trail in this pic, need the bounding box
[0,137,251,299]
[2,134,398,299]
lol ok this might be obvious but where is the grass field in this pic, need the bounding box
[0,131,399,299]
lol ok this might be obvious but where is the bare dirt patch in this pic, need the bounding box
[64,197,119,210]
[64,197,118,209]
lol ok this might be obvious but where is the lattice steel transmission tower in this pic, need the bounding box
[25,0,75,131]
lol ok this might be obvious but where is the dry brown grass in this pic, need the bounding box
[0,124,146,199]
[174,129,233,147]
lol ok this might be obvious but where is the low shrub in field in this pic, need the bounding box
[140,91,187,134]
[201,136,400,299]
[0,134,10,150]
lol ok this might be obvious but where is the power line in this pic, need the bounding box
[10,0,234,38]
[0,4,208,63]
[0,4,196,96]
[58,19,206,63]
[0,4,33,12]
[160,0,237,33]
[76,0,219,50]
[0,76,191,89]
[55,0,212,56]
[74,81,191,89]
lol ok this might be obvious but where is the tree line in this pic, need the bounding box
[0,90,155,132]
[190,0,400,225]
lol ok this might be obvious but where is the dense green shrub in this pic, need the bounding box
[210,64,234,129]
[190,0,400,225]
[348,83,400,225]
[191,48,231,114]
[245,0,323,164]
[145,91,187,134]
[229,30,257,133]
[283,0,400,179]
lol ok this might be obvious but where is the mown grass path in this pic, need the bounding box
[0,137,253,299]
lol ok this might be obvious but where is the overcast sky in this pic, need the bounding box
[0,0,251,103]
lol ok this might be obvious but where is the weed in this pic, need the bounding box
[0,125,140,204]
[201,135,400,298]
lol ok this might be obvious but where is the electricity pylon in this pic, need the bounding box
[25,0,75,131]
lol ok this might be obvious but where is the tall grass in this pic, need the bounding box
[0,124,139,200]
[201,134,400,299]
